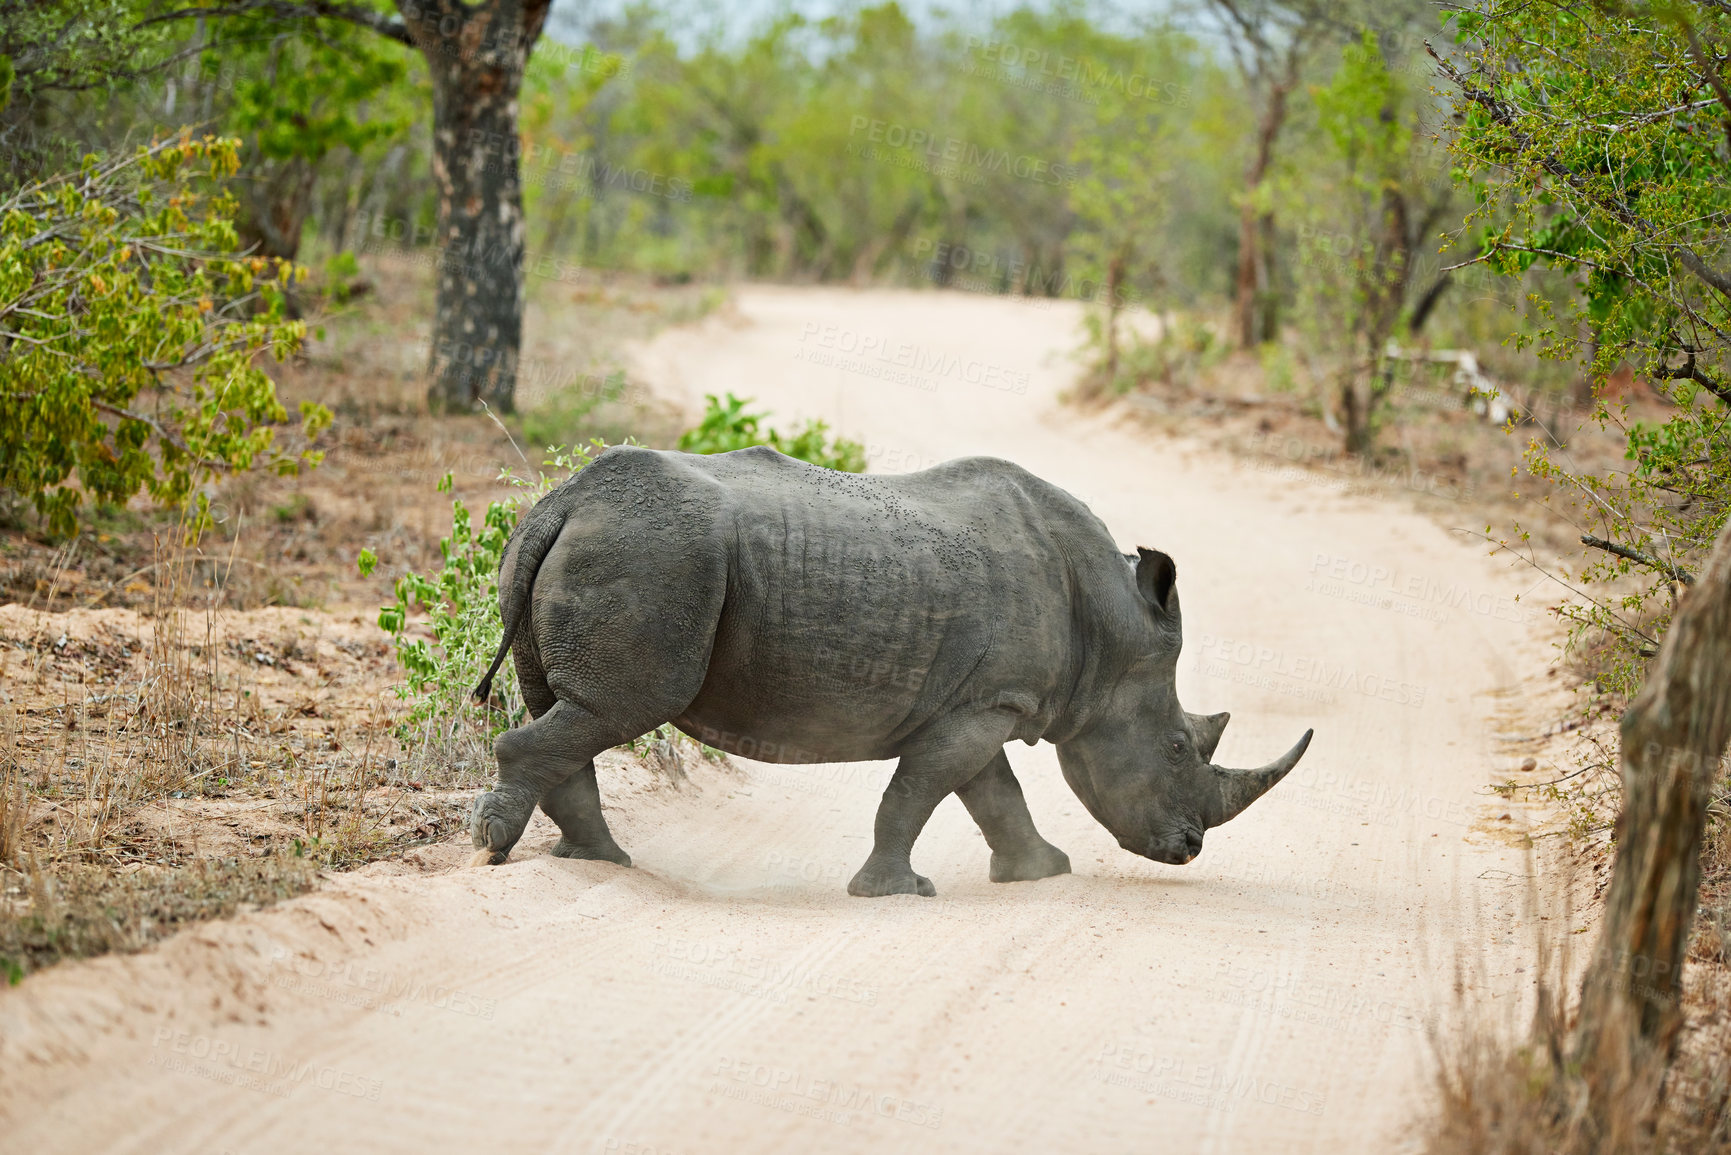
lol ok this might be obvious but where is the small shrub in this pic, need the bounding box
[362,444,605,765]
[677,393,866,472]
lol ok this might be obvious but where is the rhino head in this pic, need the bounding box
[1055,547,1313,866]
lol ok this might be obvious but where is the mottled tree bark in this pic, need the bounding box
[1574,521,1731,1107]
[397,0,551,413]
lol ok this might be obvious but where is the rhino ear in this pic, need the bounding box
[1134,547,1178,614]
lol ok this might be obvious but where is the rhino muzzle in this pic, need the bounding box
[1208,728,1314,827]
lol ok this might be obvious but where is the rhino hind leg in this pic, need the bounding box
[955,751,1071,884]
[540,760,631,867]
[472,700,641,866]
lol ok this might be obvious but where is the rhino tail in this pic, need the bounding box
[472,492,571,705]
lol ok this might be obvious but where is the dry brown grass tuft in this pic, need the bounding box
[1421,837,1731,1155]
[0,851,319,984]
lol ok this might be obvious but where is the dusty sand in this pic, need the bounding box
[1,286,1567,1153]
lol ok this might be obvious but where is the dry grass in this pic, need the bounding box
[1414,757,1731,1155]
[1421,940,1731,1154]
[0,852,320,984]
[0,255,717,983]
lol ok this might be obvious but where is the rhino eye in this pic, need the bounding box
[1169,735,1187,757]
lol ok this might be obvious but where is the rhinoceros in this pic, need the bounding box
[467,444,1312,897]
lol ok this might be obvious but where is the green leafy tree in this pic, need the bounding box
[1437,0,1731,681]
[0,0,180,185]
[199,13,412,264]
[138,0,561,412]
[1067,26,1197,381]
[1293,29,1456,454]
[0,134,329,537]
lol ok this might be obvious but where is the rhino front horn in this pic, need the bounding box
[1210,729,1313,826]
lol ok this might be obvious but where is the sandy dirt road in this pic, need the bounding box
[2,287,1559,1154]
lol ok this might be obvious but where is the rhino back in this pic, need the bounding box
[672,449,1104,761]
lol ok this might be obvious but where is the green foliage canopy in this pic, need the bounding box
[0,134,329,536]
[1440,0,1731,673]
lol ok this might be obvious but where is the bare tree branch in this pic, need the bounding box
[140,2,413,47]
[1581,533,1698,585]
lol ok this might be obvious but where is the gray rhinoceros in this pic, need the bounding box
[468,444,1311,897]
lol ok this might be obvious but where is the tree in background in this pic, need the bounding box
[1207,0,1325,349]
[0,0,178,185]
[142,0,554,413]
[200,12,410,268]
[1430,1,1731,1136]
[1067,30,1190,380]
[1436,0,1731,685]
[1293,29,1457,454]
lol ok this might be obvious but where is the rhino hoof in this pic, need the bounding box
[989,843,1071,884]
[847,861,936,898]
[470,789,530,862]
[550,838,632,867]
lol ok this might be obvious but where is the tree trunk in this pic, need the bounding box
[397,0,551,414]
[236,154,317,262]
[1233,67,1295,350]
[1573,521,1731,1108]
[1104,251,1126,383]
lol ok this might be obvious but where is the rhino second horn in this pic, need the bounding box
[1210,729,1314,826]
[1185,710,1230,762]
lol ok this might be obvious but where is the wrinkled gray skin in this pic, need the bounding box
[468,444,1313,897]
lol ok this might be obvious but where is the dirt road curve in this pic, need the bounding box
[3,288,1556,1154]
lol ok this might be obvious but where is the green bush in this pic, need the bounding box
[677,392,866,472]
[360,444,606,755]
[0,135,330,537]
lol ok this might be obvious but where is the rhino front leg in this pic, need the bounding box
[848,720,1013,898]
[955,750,1071,884]
[540,760,631,867]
